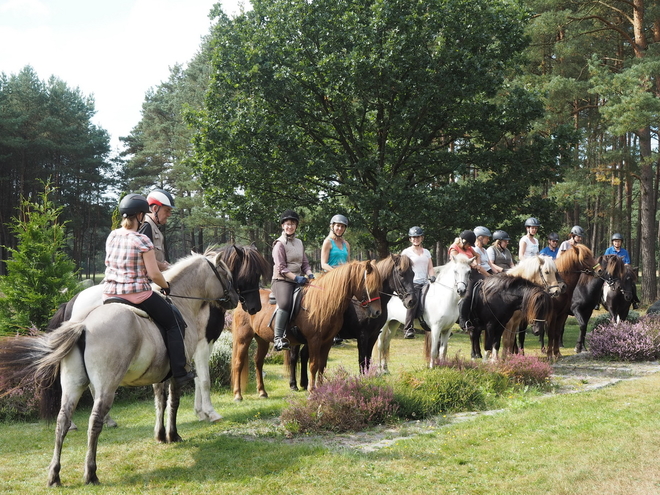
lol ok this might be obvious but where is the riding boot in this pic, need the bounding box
[403,305,416,339]
[458,298,474,333]
[273,310,290,351]
[166,325,195,388]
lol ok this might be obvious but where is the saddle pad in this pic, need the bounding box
[103,298,150,318]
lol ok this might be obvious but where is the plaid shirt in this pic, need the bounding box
[103,228,154,295]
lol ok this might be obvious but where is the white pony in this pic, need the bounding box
[377,254,473,370]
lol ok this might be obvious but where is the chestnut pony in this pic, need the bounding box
[231,260,382,399]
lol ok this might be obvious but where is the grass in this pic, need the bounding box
[2,312,658,494]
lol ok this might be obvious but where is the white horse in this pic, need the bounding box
[377,254,473,370]
[0,252,239,486]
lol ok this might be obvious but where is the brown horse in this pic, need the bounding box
[546,243,601,359]
[231,260,382,399]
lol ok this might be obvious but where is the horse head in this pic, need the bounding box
[447,254,473,297]
[620,265,637,302]
[207,251,241,310]
[537,256,566,296]
[358,260,382,318]
[385,254,416,309]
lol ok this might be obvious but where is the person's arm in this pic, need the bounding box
[320,238,333,271]
[143,249,168,289]
[426,255,434,279]
[301,251,313,277]
[518,237,526,258]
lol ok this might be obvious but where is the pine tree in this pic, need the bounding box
[0,183,80,335]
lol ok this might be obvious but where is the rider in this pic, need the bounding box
[139,188,175,271]
[401,226,435,339]
[473,226,499,275]
[558,225,584,257]
[540,232,560,259]
[271,210,314,351]
[103,194,195,388]
[449,230,479,332]
[487,230,514,272]
[321,214,350,346]
[604,233,639,309]
[519,217,540,259]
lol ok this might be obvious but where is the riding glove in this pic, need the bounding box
[294,275,307,285]
[308,273,315,280]
[160,282,171,296]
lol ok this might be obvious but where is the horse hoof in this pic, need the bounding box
[104,418,118,428]
[208,412,223,423]
[68,422,78,432]
[290,386,299,392]
[259,393,269,399]
[233,396,243,402]
[574,346,582,354]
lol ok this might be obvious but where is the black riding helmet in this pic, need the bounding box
[119,194,150,218]
[409,226,424,237]
[280,209,300,224]
[460,230,476,246]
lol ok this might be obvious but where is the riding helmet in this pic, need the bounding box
[408,226,424,237]
[570,225,585,237]
[460,230,477,246]
[493,230,510,241]
[524,217,541,227]
[473,226,492,238]
[330,214,348,226]
[547,232,560,241]
[119,194,150,218]
[280,209,300,224]
[147,188,175,208]
[611,233,623,241]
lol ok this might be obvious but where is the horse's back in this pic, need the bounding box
[70,284,104,321]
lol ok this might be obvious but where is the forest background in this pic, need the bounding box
[2,0,660,303]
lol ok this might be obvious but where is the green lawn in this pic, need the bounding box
[1,313,658,494]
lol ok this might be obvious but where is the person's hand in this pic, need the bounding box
[307,273,315,280]
[294,275,307,285]
[160,282,171,296]
[428,276,436,283]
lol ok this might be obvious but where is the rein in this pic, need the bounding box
[167,258,234,304]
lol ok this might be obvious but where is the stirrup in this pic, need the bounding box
[274,338,290,351]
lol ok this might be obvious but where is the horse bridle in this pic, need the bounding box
[536,266,562,293]
[360,269,381,308]
[379,265,411,301]
[166,258,234,304]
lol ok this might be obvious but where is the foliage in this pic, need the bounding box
[195,0,563,257]
[0,376,39,423]
[209,330,234,389]
[590,311,640,330]
[0,66,114,275]
[281,367,398,433]
[0,185,80,335]
[498,353,553,387]
[587,315,660,361]
[391,367,501,420]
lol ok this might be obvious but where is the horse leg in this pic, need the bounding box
[574,311,590,354]
[254,336,270,398]
[84,391,116,485]
[439,328,451,362]
[192,339,222,422]
[288,345,300,391]
[231,333,252,402]
[153,382,167,443]
[377,320,396,373]
[517,323,526,355]
[165,381,183,443]
[300,345,309,390]
[48,352,88,487]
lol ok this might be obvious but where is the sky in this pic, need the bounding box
[0,0,250,153]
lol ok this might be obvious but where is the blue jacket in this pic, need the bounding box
[604,246,631,265]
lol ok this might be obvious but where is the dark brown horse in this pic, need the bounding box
[467,274,552,361]
[287,254,416,391]
[572,254,625,353]
[547,244,601,359]
[231,260,382,399]
[602,263,637,323]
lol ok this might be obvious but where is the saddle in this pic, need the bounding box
[268,286,307,344]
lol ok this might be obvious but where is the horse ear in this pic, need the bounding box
[365,260,373,274]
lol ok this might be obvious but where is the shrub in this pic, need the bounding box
[281,367,398,433]
[391,367,490,419]
[497,354,553,387]
[0,377,40,422]
[587,315,660,361]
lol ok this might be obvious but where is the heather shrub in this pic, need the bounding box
[208,331,234,389]
[0,377,40,422]
[497,354,553,387]
[280,366,398,433]
[587,315,660,361]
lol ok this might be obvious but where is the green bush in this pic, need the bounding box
[209,331,234,389]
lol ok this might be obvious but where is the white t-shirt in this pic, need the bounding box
[520,235,539,258]
[401,247,432,284]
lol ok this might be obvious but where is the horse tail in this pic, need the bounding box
[0,321,85,398]
[424,331,432,362]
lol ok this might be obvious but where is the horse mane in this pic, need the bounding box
[507,256,556,280]
[555,243,595,274]
[376,253,411,278]
[599,254,625,280]
[625,264,638,282]
[207,244,272,284]
[522,285,551,325]
[481,274,535,299]
[303,260,381,328]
